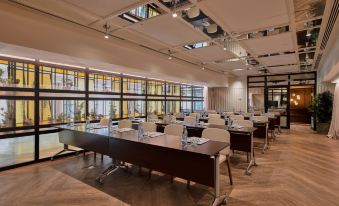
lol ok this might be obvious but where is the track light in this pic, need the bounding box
[168,50,173,60]
[306,29,311,37]
[103,23,110,39]
[172,12,178,18]
[201,63,205,70]
[223,46,227,51]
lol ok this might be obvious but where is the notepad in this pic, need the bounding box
[187,137,210,145]
[146,132,164,138]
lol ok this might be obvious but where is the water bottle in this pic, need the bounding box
[138,124,144,140]
[108,116,113,134]
[85,116,91,129]
[182,126,188,143]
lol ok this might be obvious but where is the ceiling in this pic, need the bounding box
[4,0,331,76]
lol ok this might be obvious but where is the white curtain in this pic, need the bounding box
[328,83,339,139]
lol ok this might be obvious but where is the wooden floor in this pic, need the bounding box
[1,125,339,206]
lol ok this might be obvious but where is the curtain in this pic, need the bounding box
[328,83,339,139]
[208,87,246,112]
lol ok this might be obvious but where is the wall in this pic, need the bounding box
[207,77,247,112]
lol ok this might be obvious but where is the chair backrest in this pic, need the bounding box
[209,113,220,119]
[208,110,217,114]
[184,116,196,124]
[254,111,262,116]
[164,114,176,123]
[233,120,253,128]
[118,119,132,129]
[147,114,158,121]
[265,112,275,118]
[208,124,227,129]
[164,124,184,136]
[100,117,109,126]
[141,122,156,132]
[190,112,200,119]
[225,112,234,117]
[173,112,183,118]
[251,116,268,123]
[208,118,224,125]
[202,128,230,155]
[229,115,244,121]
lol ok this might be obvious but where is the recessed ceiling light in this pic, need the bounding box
[172,12,178,18]
[104,35,109,39]
[223,46,227,51]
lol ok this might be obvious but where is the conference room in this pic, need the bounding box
[0,0,338,205]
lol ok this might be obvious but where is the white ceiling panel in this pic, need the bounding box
[268,65,299,73]
[184,45,236,62]
[199,0,289,33]
[114,29,170,50]
[63,0,142,17]
[241,32,295,55]
[215,61,248,71]
[260,53,298,66]
[130,15,208,46]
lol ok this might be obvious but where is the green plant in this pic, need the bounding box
[310,91,333,123]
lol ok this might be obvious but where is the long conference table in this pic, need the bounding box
[57,124,228,206]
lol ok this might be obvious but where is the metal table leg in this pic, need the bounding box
[262,124,269,154]
[96,159,130,184]
[245,132,258,175]
[211,154,228,206]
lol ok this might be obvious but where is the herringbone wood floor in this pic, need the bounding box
[1,125,339,206]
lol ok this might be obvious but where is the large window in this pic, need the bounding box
[147,100,164,115]
[0,60,35,88]
[123,78,146,94]
[39,66,85,91]
[122,100,146,118]
[193,87,203,97]
[88,100,120,119]
[40,100,86,125]
[193,101,204,111]
[0,99,35,128]
[181,85,192,97]
[88,73,121,93]
[181,101,192,113]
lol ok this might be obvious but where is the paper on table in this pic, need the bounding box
[147,132,164,138]
[116,128,134,132]
[187,137,210,145]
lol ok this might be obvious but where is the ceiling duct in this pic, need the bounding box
[187,6,200,18]
[207,24,217,33]
[320,0,339,50]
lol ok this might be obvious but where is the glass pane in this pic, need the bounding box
[181,101,192,113]
[193,87,203,97]
[39,66,85,91]
[147,80,164,95]
[248,76,265,82]
[193,101,204,111]
[0,60,35,88]
[0,135,34,167]
[248,87,265,112]
[88,100,120,120]
[39,133,80,159]
[147,101,164,115]
[40,100,86,125]
[166,83,180,96]
[166,101,180,114]
[123,78,146,94]
[122,100,145,118]
[181,85,192,97]
[0,99,35,128]
[88,73,121,93]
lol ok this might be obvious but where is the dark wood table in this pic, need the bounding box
[57,124,228,205]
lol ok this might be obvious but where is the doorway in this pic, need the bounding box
[290,86,314,124]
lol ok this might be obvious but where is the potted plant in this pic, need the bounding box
[310,91,333,134]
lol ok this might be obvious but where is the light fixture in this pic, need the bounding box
[168,50,173,60]
[89,68,120,75]
[0,53,35,61]
[172,12,178,18]
[223,45,227,51]
[39,60,86,69]
[103,23,110,39]
[296,95,301,100]
[232,68,244,71]
[201,63,205,70]
[306,29,311,37]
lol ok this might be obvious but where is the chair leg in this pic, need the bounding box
[186,180,190,189]
[94,152,96,159]
[170,176,174,184]
[246,152,249,163]
[101,154,104,161]
[226,155,233,185]
[148,169,152,179]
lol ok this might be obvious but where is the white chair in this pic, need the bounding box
[190,112,200,120]
[141,122,156,133]
[202,128,232,185]
[184,116,196,124]
[173,112,183,119]
[208,110,217,114]
[118,119,132,129]
[208,118,225,125]
[209,113,221,119]
[208,124,227,129]
[229,115,244,121]
[164,124,183,137]
[163,114,176,123]
[251,116,268,123]
[147,114,158,122]
[99,117,109,127]
[225,112,234,117]
[233,120,253,128]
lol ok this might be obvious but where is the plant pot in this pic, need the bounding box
[317,122,330,134]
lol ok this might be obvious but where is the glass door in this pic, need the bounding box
[266,86,290,128]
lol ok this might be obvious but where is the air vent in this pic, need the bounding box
[320,0,339,50]
[313,53,323,69]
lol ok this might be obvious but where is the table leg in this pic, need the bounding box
[262,124,269,154]
[245,133,258,175]
[211,154,228,206]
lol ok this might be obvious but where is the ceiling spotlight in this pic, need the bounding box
[223,46,227,51]
[168,50,173,60]
[306,29,311,37]
[172,12,178,18]
[201,62,205,70]
[103,23,110,39]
